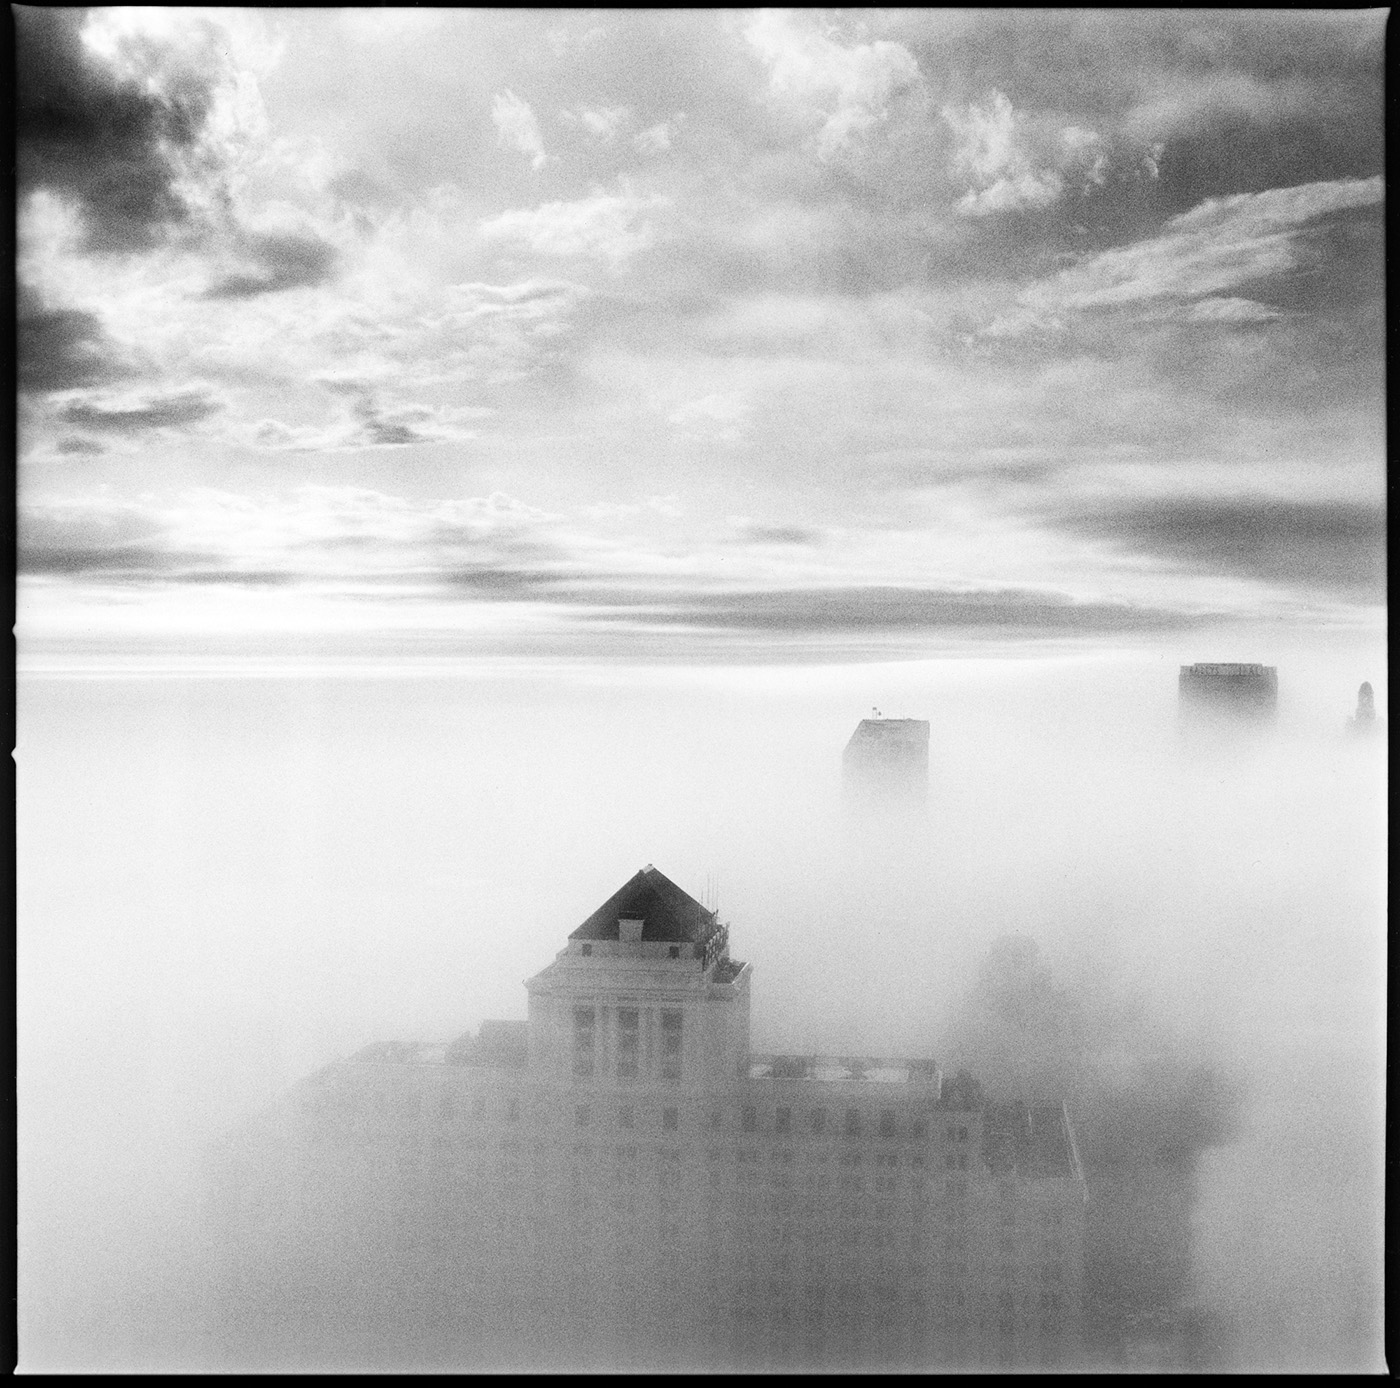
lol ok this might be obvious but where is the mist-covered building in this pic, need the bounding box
[843,716,930,810]
[1178,663,1278,732]
[206,867,1086,1370]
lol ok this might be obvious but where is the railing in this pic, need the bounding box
[700,924,729,971]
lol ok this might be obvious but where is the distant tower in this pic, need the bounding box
[1178,663,1278,735]
[843,715,929,810]
[1348,681,1378,735]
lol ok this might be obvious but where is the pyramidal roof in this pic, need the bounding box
[570,866,718,943]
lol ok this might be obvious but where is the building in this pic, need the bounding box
[1178,663,1278,732]
[206,866,1086,1370]
[1347,681,1379,735]
[843,715,930,810]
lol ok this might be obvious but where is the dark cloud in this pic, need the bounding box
[582,586,1209,634]
[14,7,213,252]
[20,543,208,578]
[54,437,108,456]
[205,232,341,299]
[730,523,824,545]
[439,567,585,596]
[17,284,131,393]
[1050,496,1386,599]
[56,390,225,433]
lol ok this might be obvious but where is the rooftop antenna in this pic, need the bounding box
[872,706,882,718]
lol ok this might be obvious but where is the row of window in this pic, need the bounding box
[573,1007,684,1081]
[740,1106,970,1142]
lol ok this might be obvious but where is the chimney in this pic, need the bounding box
[618,917,644,943]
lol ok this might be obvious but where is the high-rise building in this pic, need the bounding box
[1178,663,1278,732]
[843,716,930,810]
[206,867,1086,1370]
[1348,681,1379,735]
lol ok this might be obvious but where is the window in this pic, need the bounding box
[661,1009,682,1081]
[775,1107,791,1134]
[957,1126,969,1142]
[581,943,593,956]
[506,1096,520,1122]
[810,1109,827,1135]
[662,1107,678,1132]
[742,1105,758,1134]
[573,1006,596,1079]
[576,1105,591,1127]
[911,1117,927,1139]
[844,1109,861,1137]
[709,1110,723,1132]
[619,1105,635,1129]
[880,1110,898,1138]
[617,1008,640,1080]
[958,1153,968,1170]
[668,946,680,958]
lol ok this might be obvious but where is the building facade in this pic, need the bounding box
[1178,663,1278,731]
[207,867,1086,1370]
[842,716,930,810]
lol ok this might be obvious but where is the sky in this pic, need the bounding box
[12,9,1388,1373]
[14,7,1387,666]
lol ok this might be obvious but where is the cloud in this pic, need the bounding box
[204,230,340,299]
[14,7,214,252]
[54,438,108,456]
[995,175,1384,331]
[20,497,192,576]
[1048,495,1386,599]
[561,106,631,145]
[943,91,1106,217]
[728,520,824,546]
[492,90,547,170]
[18,487,567,589]
[633,122,675,155]
[254,386,487,453]
[587,585,1209,634]
[745,10,922,156]
[479,188,669,265]
[55,387,225,433]
[17,284,133,393]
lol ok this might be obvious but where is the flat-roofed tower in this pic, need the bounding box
[1178,663,1278,733]
[843,715,929,809]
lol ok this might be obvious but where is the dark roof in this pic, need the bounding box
[570,865,718,943]
[982,1101,1077,1178]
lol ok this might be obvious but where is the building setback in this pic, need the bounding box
[206,866,1086,1371]
[843,717,930,809]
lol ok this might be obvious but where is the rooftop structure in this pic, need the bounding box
[843,715,929,810]
[1178,663,1277,732]
[207,867,1086,1371]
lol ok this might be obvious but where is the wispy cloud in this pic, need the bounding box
[995,175,1383,332]
[586,585,1211,635]
[1047,495,1386,599]
[561,106,631,145]
[55,387,225,433]
[492,90,547,171]
[479,188,669,266]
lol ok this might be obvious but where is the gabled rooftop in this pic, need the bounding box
[569,865,720,944]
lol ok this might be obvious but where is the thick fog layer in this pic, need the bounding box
[17,641,1386,1371]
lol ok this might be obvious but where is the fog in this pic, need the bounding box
[16,637,1386,1372]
